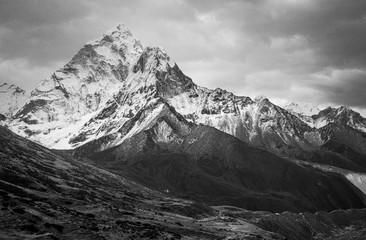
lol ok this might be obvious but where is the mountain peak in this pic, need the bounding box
[254,95,268,102]
[0,82,25,93]
[115,23,132,33]
[104,23,133,39]
[339,105,351,112]
[284,102,321,116]
[86,24,143,51]
[311,105,366,132]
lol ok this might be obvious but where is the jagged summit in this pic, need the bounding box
[312,105,366,132]
[87,23,140,47]
[284,102,321,117]
[109,23,133,35]
[0,82,25,93]
[254,95,268,102]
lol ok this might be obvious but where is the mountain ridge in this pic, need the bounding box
[2,24,365,162]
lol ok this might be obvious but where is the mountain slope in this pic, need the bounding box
[2,125,291,239]
[2,126,366,240]
[74,101,366,213]
[282,104,366,169]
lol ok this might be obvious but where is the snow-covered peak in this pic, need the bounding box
[0,82,25,93]
[312,105,366,132]
[284,102,321,116]
[87,24,143,53]
[8,24,146,147]
[338,105,352,113]
[0,82,28,118]
[254,95,268,102]
[110,23,132,35]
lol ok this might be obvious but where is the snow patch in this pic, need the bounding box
[345,173,366,195]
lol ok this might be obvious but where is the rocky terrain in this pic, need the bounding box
[2,125,366,239]
[1,125,285,239]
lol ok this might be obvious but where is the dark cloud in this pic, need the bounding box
[313,69,366,108]
[0,0,91,64]
[234,0,366,69]
[0,0,89,28]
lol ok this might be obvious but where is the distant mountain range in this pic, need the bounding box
[1,24,366,239]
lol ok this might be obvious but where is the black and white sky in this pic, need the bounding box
[1,0,366,114]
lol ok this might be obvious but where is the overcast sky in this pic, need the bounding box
[1,0,366,115]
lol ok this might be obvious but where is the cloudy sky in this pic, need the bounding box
[1,0,366,114]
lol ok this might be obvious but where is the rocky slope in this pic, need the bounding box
[2,125,366,239]
[72,100,366,213]
[1,125,287,239]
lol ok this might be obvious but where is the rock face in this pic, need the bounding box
[0,83,28,118]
